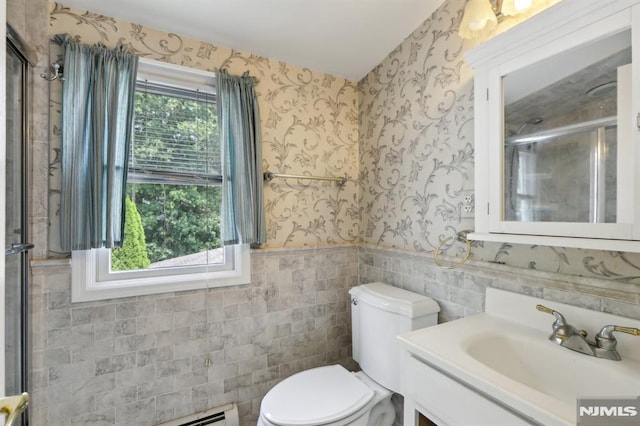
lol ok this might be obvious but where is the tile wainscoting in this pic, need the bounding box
[28,244,640,425]
[29,246,358,425]
[359,245,640,323]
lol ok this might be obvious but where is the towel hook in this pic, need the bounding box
[40,63,64,81]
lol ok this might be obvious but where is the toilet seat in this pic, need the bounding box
[261,365,374,425]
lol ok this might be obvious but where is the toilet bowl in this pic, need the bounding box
[258,365,394,426]
[258,283,440,426]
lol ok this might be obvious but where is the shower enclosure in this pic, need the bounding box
[504,118,617,224]
[4,25,35,426]
[501,30,630,230]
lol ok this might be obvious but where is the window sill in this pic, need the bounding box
[71,244,250,302]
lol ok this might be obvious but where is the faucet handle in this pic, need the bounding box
[536,304,568,330]
[597,325,640,339]
[536,304,555,315]
[595,325,640,354]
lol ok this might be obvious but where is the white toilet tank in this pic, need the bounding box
[349,283,439,395]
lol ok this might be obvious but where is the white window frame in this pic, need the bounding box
[71,58,250,302]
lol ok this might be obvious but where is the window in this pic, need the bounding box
[72,59,249,302]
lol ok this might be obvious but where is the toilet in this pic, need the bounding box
[258,282,440,426]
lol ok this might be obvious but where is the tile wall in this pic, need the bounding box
[29,243,640,425]
[29,246,358,425]
[359,245,640,323]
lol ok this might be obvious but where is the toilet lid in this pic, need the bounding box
[261,365,375,425]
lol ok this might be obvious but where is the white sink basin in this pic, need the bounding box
[464,331,640,404]
[398,288,640,426]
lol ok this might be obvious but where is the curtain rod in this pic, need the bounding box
[263,171,346,186]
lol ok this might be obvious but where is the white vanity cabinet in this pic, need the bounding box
[403,356,531,426]
[398,288,640,426]
[467,0,640,252]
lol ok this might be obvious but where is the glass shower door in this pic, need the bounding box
[4,30,33,426]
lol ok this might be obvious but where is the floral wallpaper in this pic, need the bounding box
[46,0,640,286]
[359,0,473,252]
[47,1,359,253]
[359,0,640,284]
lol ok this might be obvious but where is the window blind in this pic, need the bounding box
[128,80,221,186]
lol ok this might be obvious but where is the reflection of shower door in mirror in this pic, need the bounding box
[5,31,33,426]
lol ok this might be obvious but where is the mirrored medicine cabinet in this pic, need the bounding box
[466,0,640,252]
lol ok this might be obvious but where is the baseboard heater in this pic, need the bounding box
[158,403,239,426]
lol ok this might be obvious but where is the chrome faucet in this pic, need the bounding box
[536,304,640,361]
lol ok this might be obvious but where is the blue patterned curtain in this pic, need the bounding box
[217,69,266,245]
[56,35,139,251]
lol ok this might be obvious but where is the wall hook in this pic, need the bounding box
[40,63,64,81]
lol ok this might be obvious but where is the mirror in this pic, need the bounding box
[502,29,631,224]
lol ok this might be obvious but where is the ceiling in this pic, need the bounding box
[59,0,447,82]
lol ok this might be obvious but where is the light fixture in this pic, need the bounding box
[459,0,534,40]
[459,0,498,40]
[501,0,533,16]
